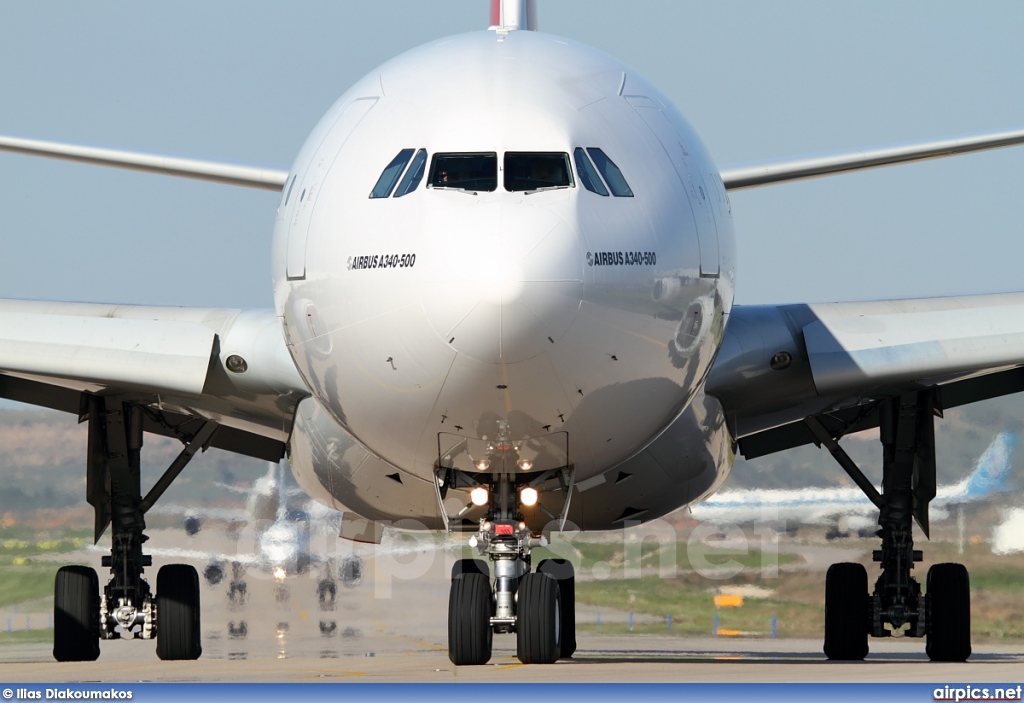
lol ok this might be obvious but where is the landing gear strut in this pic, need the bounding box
[54,396,216,662]
[809,390,971,662]
[447,512,575,665]
[438,429,576,666]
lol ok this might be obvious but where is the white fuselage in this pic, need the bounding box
[273,29,736,531]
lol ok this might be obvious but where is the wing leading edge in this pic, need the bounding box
[6,125,1024,195]
[707,292,1024,459]
[0,135,289,191]
[0,299,309,461]
[719,127,1024,191]
[5,126,1023,194]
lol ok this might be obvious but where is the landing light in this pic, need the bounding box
[520,486,539,507]
[470,487,489,506]
[475,458,491,471]
[517,459,533,471]
[225,354,248,374]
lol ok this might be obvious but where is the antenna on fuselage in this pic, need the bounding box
[489,0,537,31]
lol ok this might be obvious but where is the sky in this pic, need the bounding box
[1,1,1024,310]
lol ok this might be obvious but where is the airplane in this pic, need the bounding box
[149,462,363,608]
[992,508,1024,556]
[692,431,1017,537]
[2,0,1024,666]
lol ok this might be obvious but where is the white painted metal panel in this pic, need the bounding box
[803,294,1024,395]
[626,96,720,276]
[0,312,215,396]
[285,97,377,280]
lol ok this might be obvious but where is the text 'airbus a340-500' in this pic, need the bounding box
[2,0,1024,666]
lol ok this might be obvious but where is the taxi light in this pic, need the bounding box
[520,486,539,507]
[517,459,534,471]
[475,458,491,471]
[470,487,489,506]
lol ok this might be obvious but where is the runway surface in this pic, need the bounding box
[3,529,1022,683]
[2,632,1023,683]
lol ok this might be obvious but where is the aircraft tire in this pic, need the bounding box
[203,561,225,586]
[317,578,337,610]
[156,564,202,661]
[823,562,868,660]
[451,558,489,580]
[516,572,561,664]
[926,563,971,662]
[537,558,576,658]
[53,565,101,662]
[447,572,492,665]
[340,555,363,587]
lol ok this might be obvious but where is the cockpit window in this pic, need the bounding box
[585,148,630,196]
[428,153,497,192]
[393,149,427,198]
[369,148,415,199]
[586,148,633,197]
[503,152,573,192]
[573,147,609,196]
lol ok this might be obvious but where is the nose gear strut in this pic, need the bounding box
[438,426,576,665]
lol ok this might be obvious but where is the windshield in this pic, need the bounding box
[428,153,497,192]
[573,148,608,196]
[369,149,415,199]
[393,149,427,198]
[503,152,573,192]
[586,148,633,197]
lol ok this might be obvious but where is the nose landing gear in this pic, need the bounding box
[447,524,575,666]
[441,466,576,666]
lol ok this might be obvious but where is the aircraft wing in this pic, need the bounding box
[0,135,288,191]
[0,298,309,462]
[9,128,1023,194]
[719,127,1024,191]
[707,293,1024,459]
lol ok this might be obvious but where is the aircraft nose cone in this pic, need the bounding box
[419,202,583,364]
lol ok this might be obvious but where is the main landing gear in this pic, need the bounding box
[441,455,576,666]
[54,396,217,662]
[809,390,971,662]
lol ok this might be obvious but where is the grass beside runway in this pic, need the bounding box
[0,565,62,609]
[530,537,798,575]
[0,630,52,645]
[0,525,93,610]
[570,535,1024,642]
